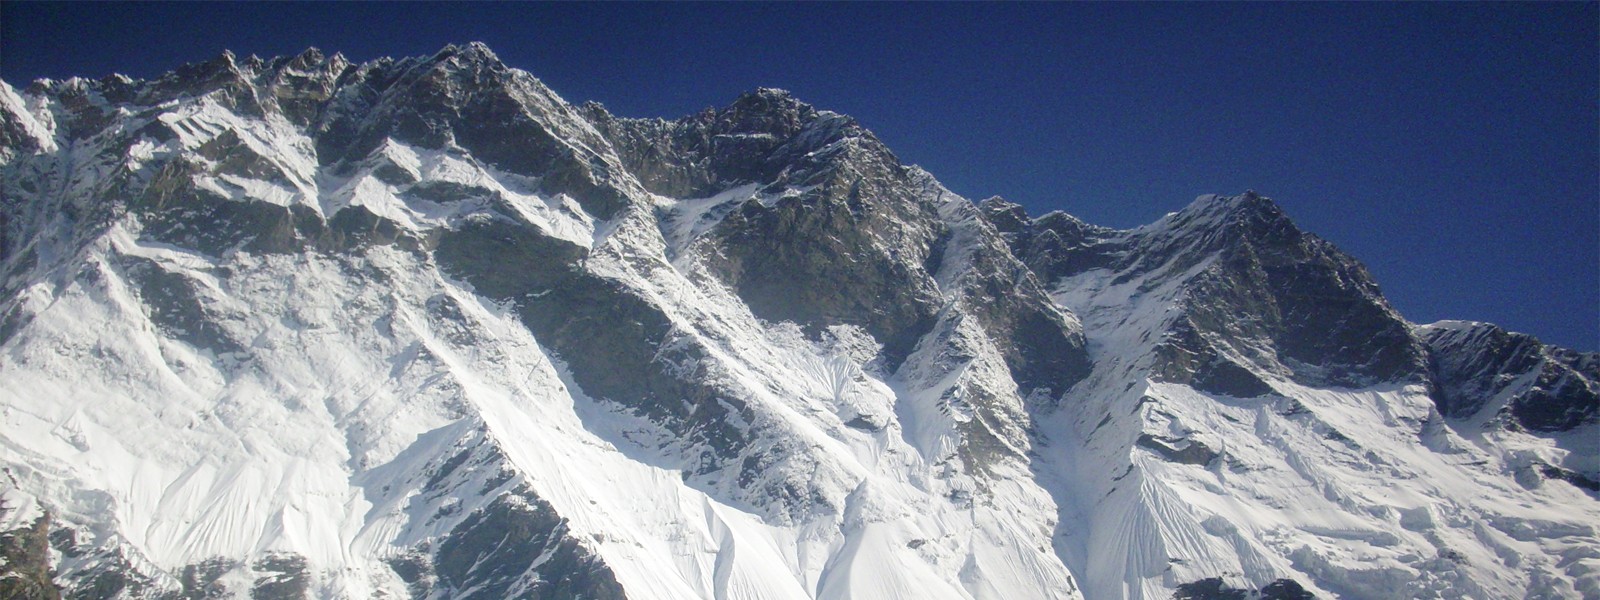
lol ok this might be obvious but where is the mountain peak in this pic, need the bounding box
[1183,190,1282,218]
[1152,191,1298,248]
[1234,188,1278,212]
[977,196,1031,234]
[1420,319,1599,431]
[724,86,812,119]
[287,47,326,69]
[137,48,256,107]
[678,85,826,147]
[430,41,506,71]
[977,195,1019,210]
[743,86,796,101]
[188,49,242,77]
[3,45,1595,600]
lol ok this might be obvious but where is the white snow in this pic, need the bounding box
[0,80,59,158]
[0,165,1083,600]
[2,54,1594,600]
[1032,204,1600,599]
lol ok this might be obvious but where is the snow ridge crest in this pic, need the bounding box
[0,44,1595,600]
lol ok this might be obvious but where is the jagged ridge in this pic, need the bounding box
[0,44,1595,600]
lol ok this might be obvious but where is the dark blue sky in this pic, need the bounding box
[3,2,1596,350]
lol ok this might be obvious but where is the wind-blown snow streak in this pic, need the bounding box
[0,46,1081,599]
[1,45,1595,600]
[1028,198,1599,599]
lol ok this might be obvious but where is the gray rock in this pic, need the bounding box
[1421,321,1598,432]
[0,511,59,600]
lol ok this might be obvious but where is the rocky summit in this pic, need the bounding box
[0,44,1595,600]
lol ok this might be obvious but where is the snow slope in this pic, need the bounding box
[1,45,1595,599]
[1025,195,1599,599]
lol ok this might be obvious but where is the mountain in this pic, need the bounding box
[0,43,1594,600]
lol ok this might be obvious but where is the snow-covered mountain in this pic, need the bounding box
[0,44,1594,600]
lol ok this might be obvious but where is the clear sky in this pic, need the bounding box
[3,2,1596,351]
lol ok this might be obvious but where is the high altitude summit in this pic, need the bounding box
[1,43,1595,600]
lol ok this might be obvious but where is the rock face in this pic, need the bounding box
[0,44,1595,600]
[1419,320,1599,432]
[992,192,1427,398]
